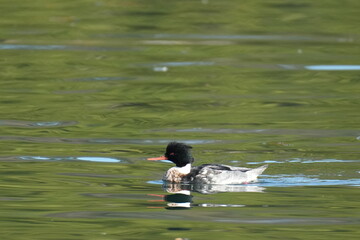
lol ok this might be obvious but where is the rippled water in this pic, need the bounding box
[1,1,359,239]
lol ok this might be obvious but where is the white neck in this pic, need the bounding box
[173,163,191,174]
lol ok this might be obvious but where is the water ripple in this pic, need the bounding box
[305,65,360,71]
[247,158,359,165]
[18,156,123,163]
[259,174,360,187]
[0,44,133,51]
[138,61,214,71]
[68,76,137,82]
[134,61,360,71]
[46,210,358,225]
[0,44,67,50]
[0,136,222,145]
[100,33,356,43]
[0,120,77,128]
[150,128,360,137]
[149,61,214,67]
[148,175,360,189]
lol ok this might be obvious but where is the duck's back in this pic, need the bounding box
[189,164,268,184]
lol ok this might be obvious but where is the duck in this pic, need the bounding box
[147,142,268,184]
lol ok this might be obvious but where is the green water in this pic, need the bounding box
[0,1,359,239]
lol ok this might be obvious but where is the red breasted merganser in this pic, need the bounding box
[147,142,268,184]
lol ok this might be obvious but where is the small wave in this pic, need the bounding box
[0,120,78,128]
[0,136,223,145]
[0,44,131,51]
[247,158,359,164]
[0,120,77,128]
[150,128,359,137]
[305,65,360,71]
[0,44,66,50]
[100,33,355,43]
[148,175,360,188]
[138,61,215,71]
[68,76,136,82]
[18,156,123,163]
[259,174,360,187]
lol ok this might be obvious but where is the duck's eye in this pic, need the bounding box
[169,152,175,156]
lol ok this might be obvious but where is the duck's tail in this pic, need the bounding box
[248,164,268,178]
[245,164,268,183]
[246,164,269,182]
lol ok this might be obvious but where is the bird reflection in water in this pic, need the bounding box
[148,182,265,210]
[149,190,193,210]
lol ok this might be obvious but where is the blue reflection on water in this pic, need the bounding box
[247,158,358,164]
[19,156,122,163]
[76,157,121,163]
[259,174,360,187]
[306,65,360,70]
[0,44,128,51]
[30,121,70,127]
[0,44,66,50]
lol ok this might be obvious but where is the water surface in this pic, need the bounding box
[0,0,359,239]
